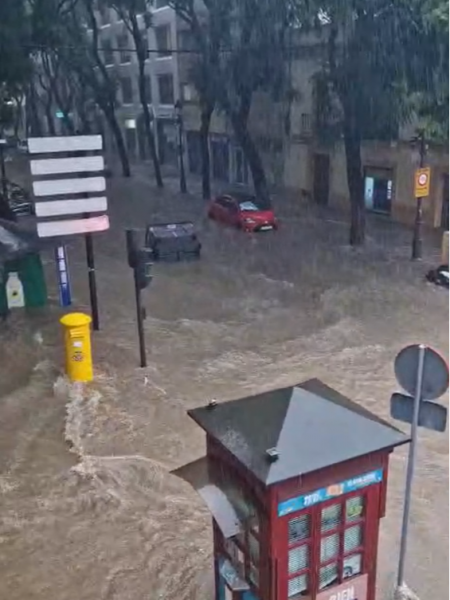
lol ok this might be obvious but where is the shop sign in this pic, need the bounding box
[278,469,383,516]
[316,574,368,600]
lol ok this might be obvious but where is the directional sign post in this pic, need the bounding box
[54,245,72,307]
[28,135,109,328]
[393,344,449,588]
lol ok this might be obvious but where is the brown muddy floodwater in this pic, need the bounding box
[0,175,448,600]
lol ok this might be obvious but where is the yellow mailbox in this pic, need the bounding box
[60,312,93,382]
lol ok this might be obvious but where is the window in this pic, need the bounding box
[317,495,366,591]
[178,29,193,51]
[364,168,394,215]
[120,77,133,104]
[182,83,195,103]
[117,33,131,63]
[155,25,171,56]
[287,513,311,598]
[301,113,312,137]
[158,74,174,105]
[102,39,114,65]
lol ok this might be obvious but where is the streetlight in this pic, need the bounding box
[174,99,187,194]
[411,130,427,261]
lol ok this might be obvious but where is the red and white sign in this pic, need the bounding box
[316,574,368,600]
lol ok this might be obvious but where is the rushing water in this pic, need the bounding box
[0,176,447,600]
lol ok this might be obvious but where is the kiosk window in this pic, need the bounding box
[318,495,366,591]
[289,574,308,597]
[287,513,311,597]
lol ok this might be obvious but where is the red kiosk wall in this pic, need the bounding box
[269,451,391,600]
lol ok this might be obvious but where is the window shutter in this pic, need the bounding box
[319,563,339,590]
[289,514,310,545]
[288,574,308,597]
[320,533,339,563]
[321,503,342,532]
[344,524,362,553]
[288,544,309,574]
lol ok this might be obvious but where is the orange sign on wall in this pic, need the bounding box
[415,167,431,198]
[316,574,368,600]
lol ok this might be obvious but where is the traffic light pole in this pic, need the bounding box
[126,229,149,368]
[133,266,147,368]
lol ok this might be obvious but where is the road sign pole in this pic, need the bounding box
[412,132,426,260]
[396,344,425,587]
[55,245,72,307]
[85,227,100,331]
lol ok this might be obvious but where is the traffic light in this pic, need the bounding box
[135,248,153,290]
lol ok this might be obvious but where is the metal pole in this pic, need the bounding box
[133,269,147,368]
[412,132,426,260]
[55,245,72,307]
[84,219,100,331]
[177,110,187,194]
[0,141,8,200]
[396,344,425,587]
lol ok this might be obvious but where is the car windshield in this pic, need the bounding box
[239,200,259,212]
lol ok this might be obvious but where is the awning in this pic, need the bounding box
[172,456,243,539]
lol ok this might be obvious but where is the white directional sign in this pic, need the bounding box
[28,135,102,154]
[35,196,107,218]
[28,135,109,238]
[37,214,109,238]
[30,155,104,176]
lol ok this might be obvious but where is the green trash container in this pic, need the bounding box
[0,253,48,314]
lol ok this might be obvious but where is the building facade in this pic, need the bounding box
[95,1,182,169]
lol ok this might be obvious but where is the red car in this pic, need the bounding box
[207,192,278,232]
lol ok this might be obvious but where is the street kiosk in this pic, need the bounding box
[174,379,409,600]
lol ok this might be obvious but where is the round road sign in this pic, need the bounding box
[418,173,428,186]
[395,344,449,400]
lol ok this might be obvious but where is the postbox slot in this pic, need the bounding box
[69,329,84,339]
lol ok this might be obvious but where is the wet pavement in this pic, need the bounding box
[0,166,448,600]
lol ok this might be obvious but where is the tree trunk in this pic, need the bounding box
[26,87,43,137]
[231,113,271,209]
[137,61,163,187]
[44,101,56,135]
[200,104,213,200]
[103,105,130,177]
[61,111,75,135]
[343,107,365,246]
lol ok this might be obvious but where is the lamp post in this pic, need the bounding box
[174,100,187,194]
[411,130,427,261]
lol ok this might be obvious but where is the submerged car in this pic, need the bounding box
[207,192,277,232]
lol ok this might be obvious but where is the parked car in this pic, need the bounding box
[207,192,278,232]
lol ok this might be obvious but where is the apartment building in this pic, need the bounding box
[182,28,448,229]
[95,0,183,168]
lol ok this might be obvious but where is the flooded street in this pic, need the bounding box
[0,173,448,600]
